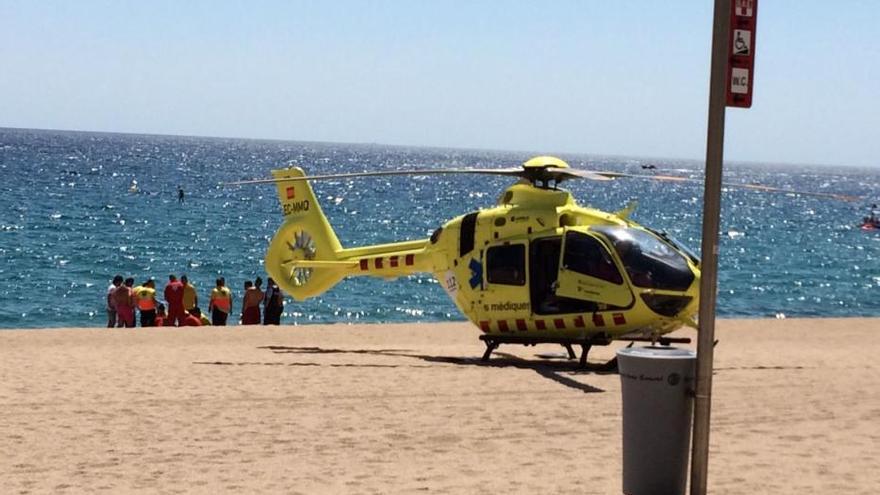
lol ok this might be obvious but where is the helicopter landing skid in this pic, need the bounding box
[478,334,692,371]
[479,334,617,370]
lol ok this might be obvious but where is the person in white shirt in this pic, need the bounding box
[106,275,123,328]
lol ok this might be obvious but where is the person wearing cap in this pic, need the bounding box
[106,274,123,328]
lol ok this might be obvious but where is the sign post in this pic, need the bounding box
[727,0,758,108]
[690,1,757,494]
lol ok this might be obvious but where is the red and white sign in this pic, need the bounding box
[734,0,754,17]
[727,0,758,108]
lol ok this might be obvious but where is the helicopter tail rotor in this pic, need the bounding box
[264,167,433,299]
[265,167,349,300]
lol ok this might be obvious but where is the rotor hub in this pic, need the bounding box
[282,230,317,286]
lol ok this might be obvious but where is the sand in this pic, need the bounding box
[1,318,879,494]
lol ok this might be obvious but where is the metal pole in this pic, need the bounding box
[690,0,731,494]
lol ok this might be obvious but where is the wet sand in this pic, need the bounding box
[1,318,878,494]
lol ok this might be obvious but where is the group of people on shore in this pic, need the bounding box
[105,274,284,328]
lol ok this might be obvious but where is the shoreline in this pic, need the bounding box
[2,318,878,493]
[1,314,877,332]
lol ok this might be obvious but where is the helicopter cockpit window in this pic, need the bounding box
[592,226,695,291]
[562,231,624,284]
[645,227,700,267]
[487,244,526,286]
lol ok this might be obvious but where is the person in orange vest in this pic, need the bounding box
[208,278,232,326]
[134,278,158,327]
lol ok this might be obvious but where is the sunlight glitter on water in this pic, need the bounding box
[0,127,878,327]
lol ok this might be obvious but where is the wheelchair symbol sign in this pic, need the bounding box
[733,30,751,56]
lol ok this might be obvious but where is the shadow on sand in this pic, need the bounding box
[244,345,609,393]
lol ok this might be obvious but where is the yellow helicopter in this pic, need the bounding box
[233,156,852,367]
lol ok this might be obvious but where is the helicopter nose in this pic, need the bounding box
[638,268,700,318]
[640,293,695,318]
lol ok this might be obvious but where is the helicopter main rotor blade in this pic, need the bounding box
[549,167,615,181]
[589,170,858,201]
[225,163,857,202]
[225,168,525,186]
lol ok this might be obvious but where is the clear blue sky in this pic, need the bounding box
[1,1,878,167]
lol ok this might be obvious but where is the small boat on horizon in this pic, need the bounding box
[860,218,879,230]
[861,204,879,230]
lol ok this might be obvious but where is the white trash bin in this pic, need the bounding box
[617,346,696,495]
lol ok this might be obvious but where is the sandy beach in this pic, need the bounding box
[2,319,878,494]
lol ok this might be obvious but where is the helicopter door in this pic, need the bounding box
[475,242,531,325]
[556,229,633,308]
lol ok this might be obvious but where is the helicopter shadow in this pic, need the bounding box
[257,346,606,394]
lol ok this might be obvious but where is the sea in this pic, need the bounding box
[0,127,877,329]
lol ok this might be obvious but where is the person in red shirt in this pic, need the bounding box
[155,303,168,327]
[181,307,203,327]
[164,274,186,326]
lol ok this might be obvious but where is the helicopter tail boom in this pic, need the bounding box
[265,167,432,300]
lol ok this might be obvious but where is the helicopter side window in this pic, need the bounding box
[562,231,624,285]
[486,244,526,286]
